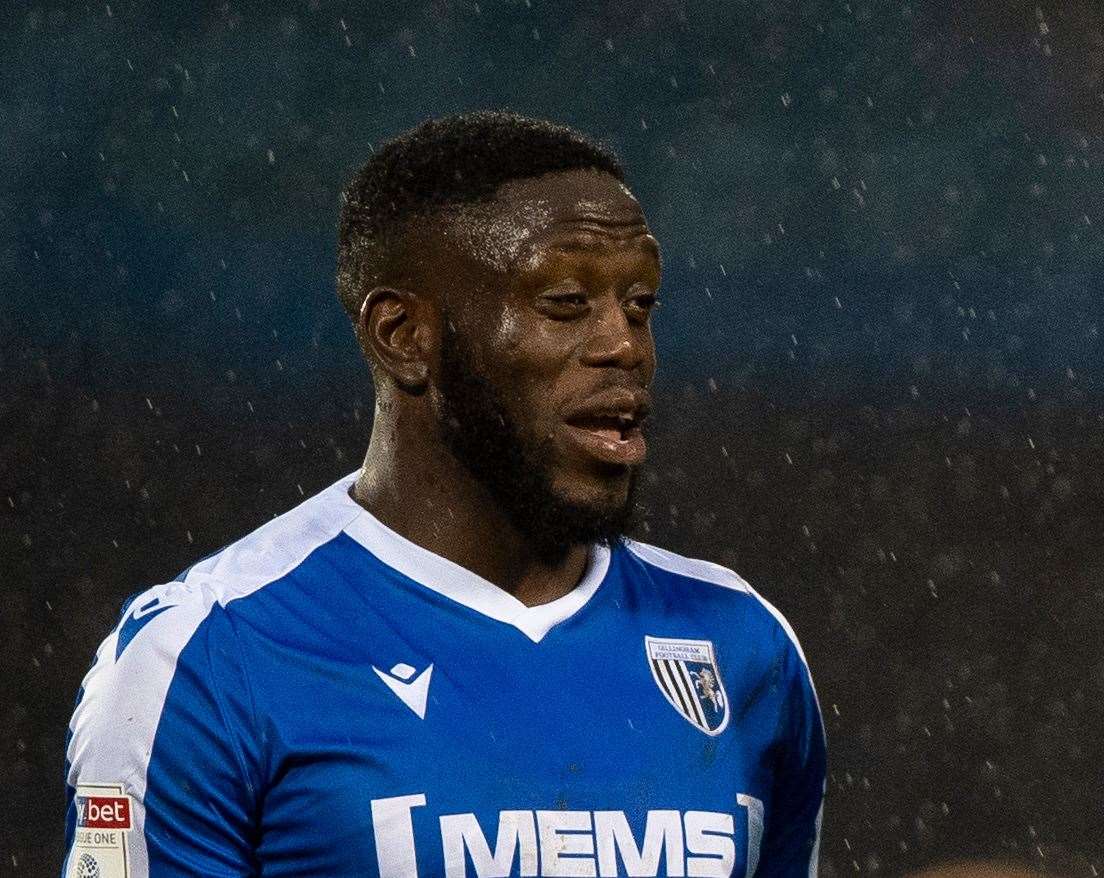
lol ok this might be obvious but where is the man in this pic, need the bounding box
[63,111,825,877]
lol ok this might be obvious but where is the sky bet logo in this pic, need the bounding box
[75,795,131,830]
[371,793,764,878]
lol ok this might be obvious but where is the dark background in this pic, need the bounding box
[3,1,1103,875]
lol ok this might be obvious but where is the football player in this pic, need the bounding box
[63,111,825,877]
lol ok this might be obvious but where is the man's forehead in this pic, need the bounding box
[441,169,653,274]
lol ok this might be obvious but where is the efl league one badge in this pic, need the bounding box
[645,636,730,735]
[68,784,133,877]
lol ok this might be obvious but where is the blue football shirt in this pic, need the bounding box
[63,468,826,877]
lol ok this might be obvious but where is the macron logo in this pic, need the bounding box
[373,662,433,720]
[115,597,175,660]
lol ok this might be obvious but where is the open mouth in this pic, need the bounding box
[563,412,641,442]
[561,411,647,466]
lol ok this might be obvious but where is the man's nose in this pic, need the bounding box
[579,300,647,371]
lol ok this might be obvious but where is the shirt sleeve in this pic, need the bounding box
[62,583,262,877]
[758,632,828,878]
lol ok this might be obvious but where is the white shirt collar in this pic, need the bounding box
[331,469,610,643]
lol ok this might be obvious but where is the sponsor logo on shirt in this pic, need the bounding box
[370,793,764,878]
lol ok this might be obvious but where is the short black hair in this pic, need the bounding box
[335,110,625,327]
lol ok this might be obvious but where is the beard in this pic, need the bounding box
[435,319,642,566]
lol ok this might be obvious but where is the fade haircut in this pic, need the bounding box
[335,110,625,331]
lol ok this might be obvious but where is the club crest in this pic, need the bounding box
[645,636,730,736]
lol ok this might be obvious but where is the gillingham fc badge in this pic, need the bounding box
[645,636,730,736]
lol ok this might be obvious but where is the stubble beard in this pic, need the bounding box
[435,321,641,567]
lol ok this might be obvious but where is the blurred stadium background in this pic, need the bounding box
[2,1,1103,875]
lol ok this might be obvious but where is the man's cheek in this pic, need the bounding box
[484,301,528,352]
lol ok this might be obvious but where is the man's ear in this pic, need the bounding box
[358,286,433,392]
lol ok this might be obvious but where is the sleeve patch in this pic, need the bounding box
[68,784,133,878]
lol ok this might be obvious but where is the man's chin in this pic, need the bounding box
[546,466,637,515]
[521,507,634,566]
[529,470,642,552]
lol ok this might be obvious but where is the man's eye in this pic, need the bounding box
[540,292,589,312]
[625,293,660,316]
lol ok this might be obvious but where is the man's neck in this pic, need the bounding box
[351,443,591,608]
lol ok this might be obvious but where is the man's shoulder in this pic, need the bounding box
[92,471,365,678]
[622,538,753,595]
[170,470,363,599]
[621,538,811,663]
